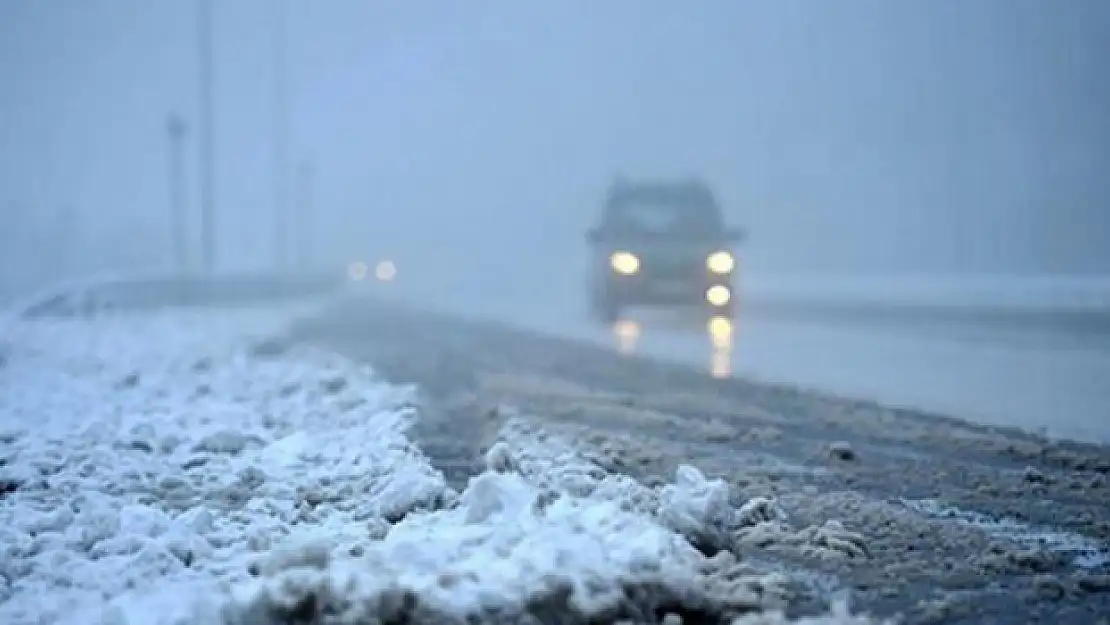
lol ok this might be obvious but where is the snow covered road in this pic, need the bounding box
[0,302,894,624]
[296,294,1110,624]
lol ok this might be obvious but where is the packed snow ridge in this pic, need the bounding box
[0,305,886,624]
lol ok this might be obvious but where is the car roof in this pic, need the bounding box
[600,179,725,233]
[605,178,718,210]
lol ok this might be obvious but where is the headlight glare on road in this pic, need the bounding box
[610,251,640,275]
[707,315,732,341]
[706,250,735,274]
[613,318,640,355]
[705,285,731,307]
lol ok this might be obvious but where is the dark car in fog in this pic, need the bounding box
[585,177,745,322]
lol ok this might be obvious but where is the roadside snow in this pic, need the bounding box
[182,417,884,624]
[0,307,438,624]
[0,307,884,624]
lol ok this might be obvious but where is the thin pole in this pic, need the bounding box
[167,114,188,272]
[198,0,216,272]
[272,0,290,269]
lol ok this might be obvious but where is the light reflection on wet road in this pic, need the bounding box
[354,278,1110,444]
[609,314,734,380]
[598,302,1110,443]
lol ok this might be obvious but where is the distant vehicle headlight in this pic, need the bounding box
[375,260,396,282]
[706,250,734,274]
[609,251,640,275]
[347,261,368,281]
[705,285,731,306]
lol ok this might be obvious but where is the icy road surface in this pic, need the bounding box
[295,294,1110,625]
[1,302,894,624]
[367,274,1110,444]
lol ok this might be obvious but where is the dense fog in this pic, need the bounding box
[2,0,1108,301]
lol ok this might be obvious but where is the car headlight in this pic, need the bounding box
[347,261,368,281]
[375,260,396,282]
[610,251,640,275]
[706,250,735,274]
[705,285,731,306]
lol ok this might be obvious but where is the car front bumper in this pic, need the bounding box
[605,272,734,307]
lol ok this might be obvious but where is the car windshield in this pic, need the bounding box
[609,201,722,234]
[623,203,683,232]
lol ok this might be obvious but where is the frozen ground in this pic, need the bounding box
[368,273,1110,444]
[298,293,1110,624]
[0,302,891,624]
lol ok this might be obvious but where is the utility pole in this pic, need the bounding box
[294,160,315,269]
[198,0,216,273]
[167,113,188,272]
[272,0,290,270]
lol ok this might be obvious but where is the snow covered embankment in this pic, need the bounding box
[0,308,882,624]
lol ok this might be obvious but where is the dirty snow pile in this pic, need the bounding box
[0,307,885,624]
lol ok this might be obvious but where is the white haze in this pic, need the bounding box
[1,0,1109,302]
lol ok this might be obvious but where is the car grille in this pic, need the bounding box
[642,257,703,280]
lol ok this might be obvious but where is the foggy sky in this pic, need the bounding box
[2,1,1108,295]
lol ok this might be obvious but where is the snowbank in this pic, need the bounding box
[0,307,435,624]
[0,307,885,624]
[201,425,776,624]
[152,417,885,625]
